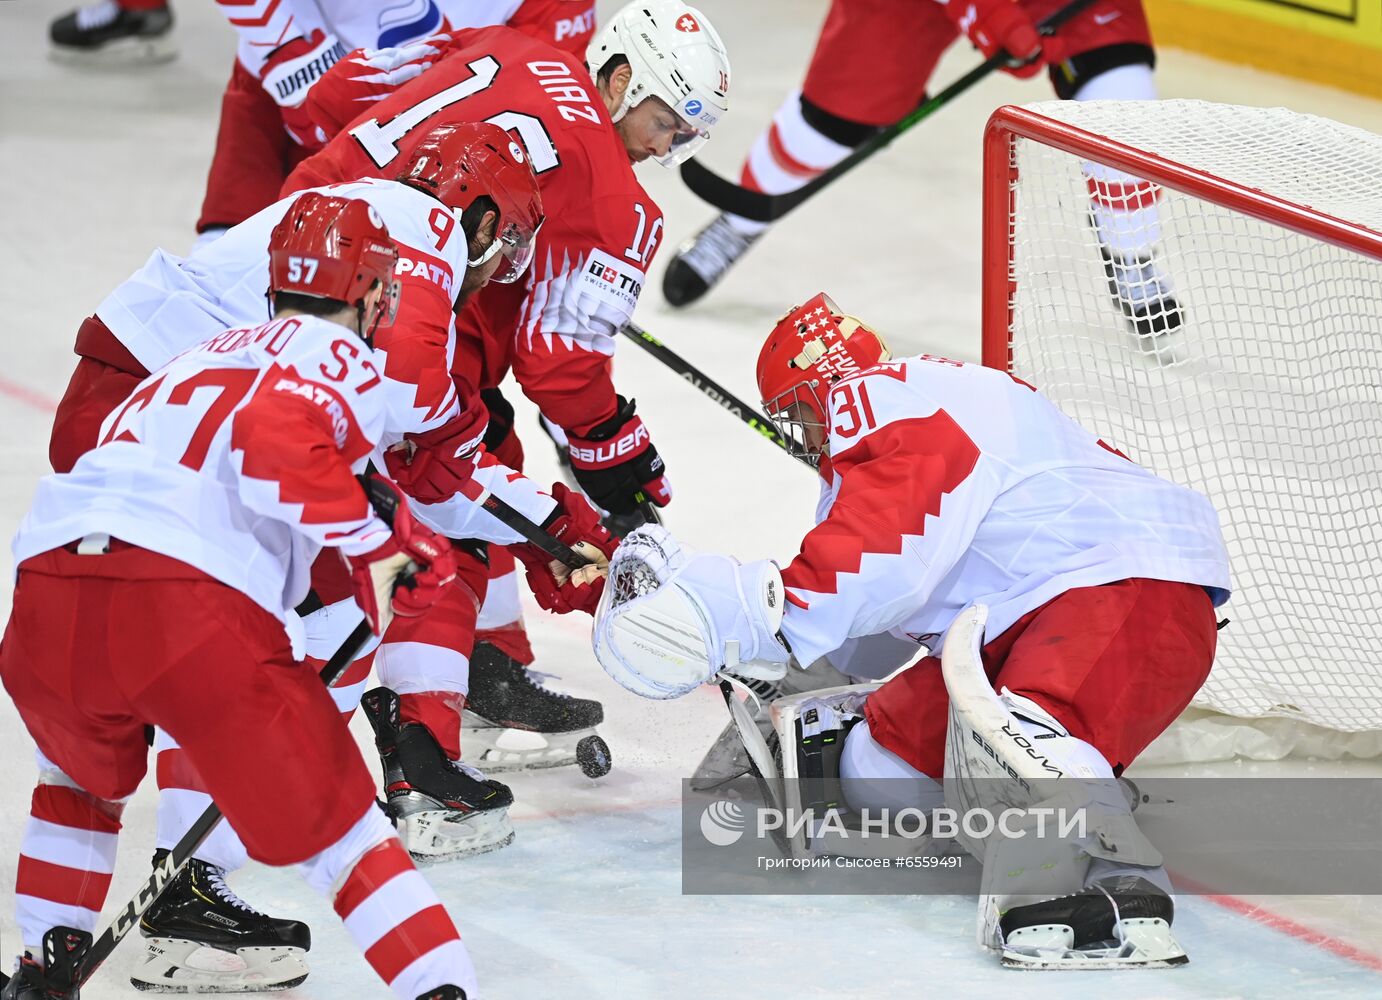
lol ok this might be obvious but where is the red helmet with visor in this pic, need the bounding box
[755,292,890,465]
[268,191,401,336]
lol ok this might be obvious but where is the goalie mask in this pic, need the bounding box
[756,293,890,466]
[593,526,790,700]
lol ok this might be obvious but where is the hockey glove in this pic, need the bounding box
[382,393,491,505]
[515,484,618,615]
[943,0,1045,78]
[344,477,459,635]
[565,396,671,516]
[262,29,348,148]
[304,35,451,139]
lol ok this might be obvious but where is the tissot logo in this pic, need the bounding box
[587,258,643,297]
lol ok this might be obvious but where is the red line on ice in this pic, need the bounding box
[0,377,59,414]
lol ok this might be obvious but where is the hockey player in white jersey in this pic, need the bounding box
[593,293,1231,968]
[43,122,616,992]
[0,192,479,1000]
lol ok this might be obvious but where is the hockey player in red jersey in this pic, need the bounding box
[194,0,597,246]
[0,193,482,1000]
[663,0,1182,342]
[593,293,1231,968]
[43,122,615,992]
[283,0,731,774]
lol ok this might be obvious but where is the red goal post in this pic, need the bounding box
[980,100,1382,762]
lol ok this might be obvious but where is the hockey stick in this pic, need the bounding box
[619,322,808,465]
[677,0,1099,222]
[67,616,377,989]
[56,475,412,989]
[477,492,588,570]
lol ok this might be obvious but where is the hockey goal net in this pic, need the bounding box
[982,100,1382,762]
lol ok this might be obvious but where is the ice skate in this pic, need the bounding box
[49,2,175,65]
[130,851,309,993]
[998,874,1188,969]
[662,214,761,307]
[461,641,605,772]
[416,987,468,1000]
[362,687,515,862]
[2,927,90,999]
[1100,247,1184,343]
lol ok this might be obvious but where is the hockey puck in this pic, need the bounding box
[576,735,612,778]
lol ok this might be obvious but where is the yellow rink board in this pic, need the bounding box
[1146,0,1382,98]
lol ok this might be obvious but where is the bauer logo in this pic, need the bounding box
[699,799,746,846]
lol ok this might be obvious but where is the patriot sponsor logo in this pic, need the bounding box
[273,377,351,447]
[396,256,453,297]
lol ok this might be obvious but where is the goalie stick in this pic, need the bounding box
[677,0,1098,222]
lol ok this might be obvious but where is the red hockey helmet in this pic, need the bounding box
[756,293,890,464]
[269,191,401,334]
[397,121,544,284]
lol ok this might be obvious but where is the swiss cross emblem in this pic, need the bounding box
[676,13,700,32]
[603,266,618,282]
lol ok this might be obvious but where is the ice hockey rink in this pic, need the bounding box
[3,1,1382,997]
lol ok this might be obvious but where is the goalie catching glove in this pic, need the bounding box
[515,484,618,615]
[343,476,459,635]
[592,525,790,699]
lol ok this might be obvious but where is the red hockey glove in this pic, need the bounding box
[515,484,618,615]
[343,477,459,635]
[382,395,490,505]
[565,396,671,516]
[945,0,1045,78]
[261,29,348,149]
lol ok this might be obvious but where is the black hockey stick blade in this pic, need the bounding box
[678,0,1099,222]
[619,322,806,464]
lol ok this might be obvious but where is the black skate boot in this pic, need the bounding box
[998,874,1188,968]
[1,926,90,999]
[662,214,762,307]
[363,687,515,862]
[462,641,605,772]
[49,2,176,65]
[1100,247,1184,344]
[416,988,467,1000]
[130,851,310,992]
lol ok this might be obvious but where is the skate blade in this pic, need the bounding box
[131,938,308,993]
[50,35,177,67]
[461,717,595,772]
[1001,918,1189,970]
[397,803,516,863]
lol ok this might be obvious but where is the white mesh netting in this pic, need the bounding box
[991,100,1382,747]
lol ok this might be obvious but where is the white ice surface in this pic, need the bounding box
[3,1,1382,997]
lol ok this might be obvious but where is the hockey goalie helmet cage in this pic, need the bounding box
[269,191,401,332]
[586,1,730,167]
[593,526,788,700]
[398,121,544,284]
[757,293,890,465]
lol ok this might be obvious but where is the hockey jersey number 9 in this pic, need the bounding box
[287,26,663,434]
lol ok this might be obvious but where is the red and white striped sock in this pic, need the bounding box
[15,756,123,951]
[1073,64,1162,255]
[733,90,855,236]
[301,808,477,999]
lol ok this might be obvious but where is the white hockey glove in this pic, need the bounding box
[592,526,791,700]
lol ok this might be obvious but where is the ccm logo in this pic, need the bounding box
[570,423,649,467]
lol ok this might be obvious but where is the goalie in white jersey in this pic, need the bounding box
[594,293,1231,969]
[0,193,480,1000]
